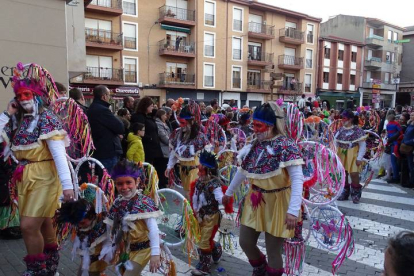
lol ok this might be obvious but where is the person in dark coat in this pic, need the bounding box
[69,87,88,113]
[87,85,124,172]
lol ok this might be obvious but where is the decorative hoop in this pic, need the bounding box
[363,130,384,163]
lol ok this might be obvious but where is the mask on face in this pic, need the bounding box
[19,99,35,112]
[253,120,272,141]
[179,118,188,128]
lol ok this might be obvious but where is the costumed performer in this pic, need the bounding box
[336,109,367,204]
[105,160,162,276]
[222,102,304,276]
[236,108,254,139]
[58,198,111,276]
[0,63,74,276]
[190,150,233,275]
[166,99,210,198]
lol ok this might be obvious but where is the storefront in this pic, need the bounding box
[359,88,395,108]
[318,90,360,110]
[166,89,220,104]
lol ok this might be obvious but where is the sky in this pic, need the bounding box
[260,0,413,28]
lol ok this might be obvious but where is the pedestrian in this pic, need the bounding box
[401,112,414,187]
[199,102,207,120]
[175,36,182,51]
[336,109,367,204]
[290,77,297,90]
[69,87,88,113]
[55,81,67,98]
[383,231,414,276]
[386,114,403,183]
[123,96,135,114]
[222,102,304,276]
[126,123,145,163]
[88,85,124,172]
[210,99,219,114]
[155,109,171,189]
[297,94,306,111]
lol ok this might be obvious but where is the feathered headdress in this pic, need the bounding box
[238,108,252,121]
[253,103,283,126]
[199,150,217,169]
[12,62,59,106]
[210,113,230,126]
[178,99,201,124]
[57,199,94,225]
[111,159,145,184]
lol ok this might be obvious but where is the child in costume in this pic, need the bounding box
[222,102,304,276]
[166,99,210,198]
[58,197,111,276]
[190,150,233,275]
[336,109,367,204]
[105,160,162,275]
[127,123,145,163]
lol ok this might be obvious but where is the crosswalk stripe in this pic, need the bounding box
[346,216,409,237]
[363,191,414,205]
[366,183,407,194]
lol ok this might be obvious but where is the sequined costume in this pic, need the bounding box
[335,126,367,173]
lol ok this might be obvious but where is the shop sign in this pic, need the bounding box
[114,86,139,95]
[372,84,381,94]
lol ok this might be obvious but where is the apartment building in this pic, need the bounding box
[399,26,414,105]
[321,15,404,108]
[317,36,364,109]
[71,0,320,108]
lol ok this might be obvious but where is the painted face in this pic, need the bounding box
[197,165,207,178]
[115,176,138,198]
[253,120,270,133]
[16,89,35,112]
[179,118,188,128]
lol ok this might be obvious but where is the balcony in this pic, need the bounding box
[124,37,137,50]
[278,82,303,95]
[362,82,396,90]
[279,28,304,45]
[248,52,274,66]
[159,72,195,88]
[278,55,304,70]
[366,35,384,49]
[86,0,123,15]
[205,13,215,26]
[248,22,275,40]
[85,28,123,50]
[159,5,196,27]
[158,39,195,57]
[71,67,124,85]
[364,57,382,70]
[246,80,272,93]
[124,70,137,83]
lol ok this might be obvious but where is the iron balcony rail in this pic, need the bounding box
[248,22,275,36]
[159,5,195,22]
[247,80,272,90]
[124,70,137,83]
[233,19,242,31]
[307,33,314,43]
[90,0,122,9]
[278,55,304,67]
[204,45,214,57]
[306,59,313,68]
[159,38,195,54]
[233,49,242,60]
[280,82,303,92]
[85,28,122,46]
[232,78,241,88]
[205,13,215,25]
[248,52,274,63]
[123,1,136,15]
[124,37,137,49]
[279,28,304,42]
[159,72,195,85]
[204,76,214,87]
[85,67,123,81]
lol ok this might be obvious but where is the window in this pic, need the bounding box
[351,51,357,62]
[323,72,329,83]
[165,62,189,83]
[205,1,215,26]
[232,37,242,60]
[124,57,137,83]
[248,70,262,87]
[305,74,311,92]
[350,74,356,85]
[388,30,392,42]
[385,72,390,84]
[204,32,215,57]
[391,52,395,63]
[233,8,243,31]
[306,49,313,68]
[204,63,214,87]
[307,24,314,43]
[232,67,241,89]
[386,51,391,63]
[91,0,111,7]
[393,32,398,42]
[337,73,343,84]
[123,22,137,50]
[324,47,331,59]
[123,0,137,16]
[86,55,114,79]
[85,18,113,43]
[338,49,344,61]
[248,42,262,61]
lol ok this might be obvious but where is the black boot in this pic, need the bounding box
[191,251,212,275]
[44,243,59,276]
[212,242,222,264]
[351,185,362,204]
[337,187,350,201]
[249,252,267,276]
[22,254,48,276]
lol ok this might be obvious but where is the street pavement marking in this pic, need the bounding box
[336,200,414,222]
[363,191,414,205]
[346,216,409,237]
[366,183,407,194]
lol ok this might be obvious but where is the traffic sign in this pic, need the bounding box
[395,39,411,43]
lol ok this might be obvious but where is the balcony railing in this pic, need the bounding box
[124,37,137,49]
[204,45,214,57]
[85,28,122,46]
[248,22,275,37]
[159,5,195,22]
[307,33,314,43]
[232,78,241,89]
[233,19,242,31]
[125,70,137,83]
[278,55,304,68]
[306,59,313,68]
[159,72,195,86]
[233,49,242,60]
[279,28,304,43]
[123,1,136,15]
[248,52,274,63]
[247,80,272,91]
[204,76,214,87]
[362,81,395,90]
[84,67,123,82]
[280,82,303,93]
[159,39,195,55]
[205,14,215,26]
[90,0,122,9]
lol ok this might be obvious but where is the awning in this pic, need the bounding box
[161,24,191,34]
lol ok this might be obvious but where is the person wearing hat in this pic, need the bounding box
[335,109,367,204]
[222,102,304,276]
[236,108,254,139]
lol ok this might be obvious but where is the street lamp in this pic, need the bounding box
[147,21,159,84]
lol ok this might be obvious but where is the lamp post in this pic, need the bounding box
[147,21,159,84]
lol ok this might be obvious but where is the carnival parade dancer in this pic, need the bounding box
[58,196,111,276]
[335,109,367,204]
[105,160,162,275]
[166,99,210,198]
[222,102,304,276]
[190,150,233,275]
[0,63,74,275]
